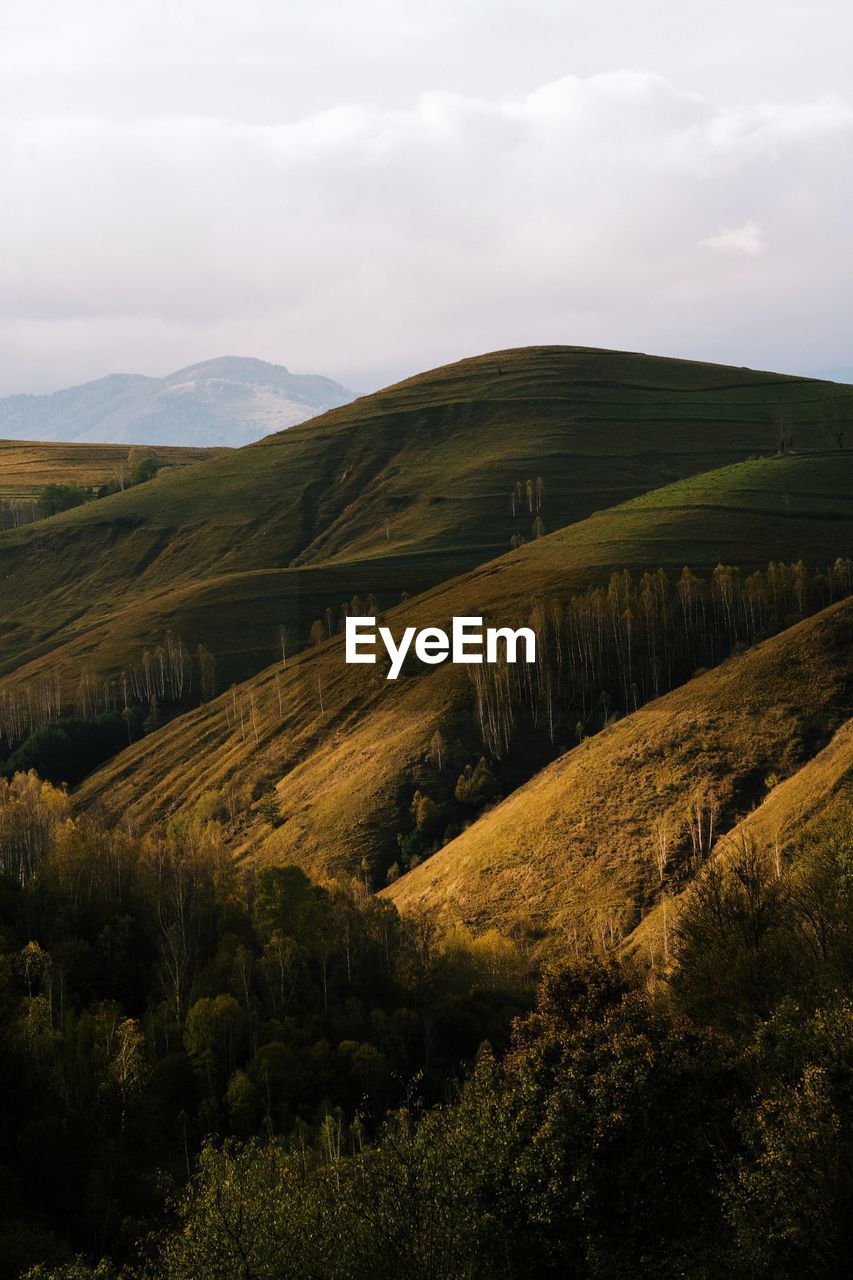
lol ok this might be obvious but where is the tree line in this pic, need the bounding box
[470,558,852,757]
[0,773,530,1275]
[508,475,546,548]
[14,806,853,1280]
[0,633,217,767]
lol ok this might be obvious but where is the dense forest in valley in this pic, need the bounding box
[0,775,531,1276]
[1,773,850,1279]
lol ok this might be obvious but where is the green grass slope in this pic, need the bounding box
[385,600,853,941]
[77,453,853,886]
[1,347,848,692]
[8,449,852,695]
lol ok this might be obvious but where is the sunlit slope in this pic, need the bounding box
[0,439,225,500]
[709,717,851,850]
[1,346,848,687]
[77,454,853,876]
[385,600,853,938]
[626,717,853,963]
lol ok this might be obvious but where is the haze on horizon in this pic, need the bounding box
[2,0,852,399]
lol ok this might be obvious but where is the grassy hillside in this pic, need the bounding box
[9,449,852,695]
[1,346,849,693]
[77,453,853,884]
[385,600,853,941]
[0,439,226,500]
[626,716,852,964]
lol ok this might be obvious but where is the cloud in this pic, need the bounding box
[702,221,766,255]
[0,57,852,392]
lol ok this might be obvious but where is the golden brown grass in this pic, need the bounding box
[0,439,225,499]
[384,600,852,943]
[626,715,852,964]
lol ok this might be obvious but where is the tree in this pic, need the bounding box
[254,865,324,943]
[455,758,500,807]
[774,404,795,454]
[108,1017,146,1135]
[143,696,161,733]
[728,1007,852,1280]
[821,395,849,451]
[671,835,800,1032]
[185,995,247,1097]
[428,729,447,772]
[18,939,52,997]
[651,813,672,884]
[126,448,159,486]
[39,483,90,517]
[277,624,289,667]
[196,645,216,702]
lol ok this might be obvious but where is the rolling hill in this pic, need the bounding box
[3,342,850,1279]
[0,357,354,447]
[0,438,226,501]
[76,451,853,891]
[1,346,850,697]
[384,599,852,942]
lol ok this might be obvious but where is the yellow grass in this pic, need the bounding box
[0,439,225,499]
[385,601,852,943]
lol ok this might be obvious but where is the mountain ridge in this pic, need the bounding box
[0,356,354,447]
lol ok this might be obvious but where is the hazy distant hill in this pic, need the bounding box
[0,356,354,446]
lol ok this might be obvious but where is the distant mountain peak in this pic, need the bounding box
[0,358,354,447]
[169,355,293,380]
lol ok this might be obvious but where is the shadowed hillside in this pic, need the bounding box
[1,346,849,695]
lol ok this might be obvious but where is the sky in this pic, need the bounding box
[1,0,853,395]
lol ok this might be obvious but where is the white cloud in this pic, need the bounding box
[702,221,766,255]
[1,3,853,392]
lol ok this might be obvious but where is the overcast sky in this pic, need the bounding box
[2,0,853,395]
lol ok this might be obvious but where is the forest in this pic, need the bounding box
[1,769,850,1278]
